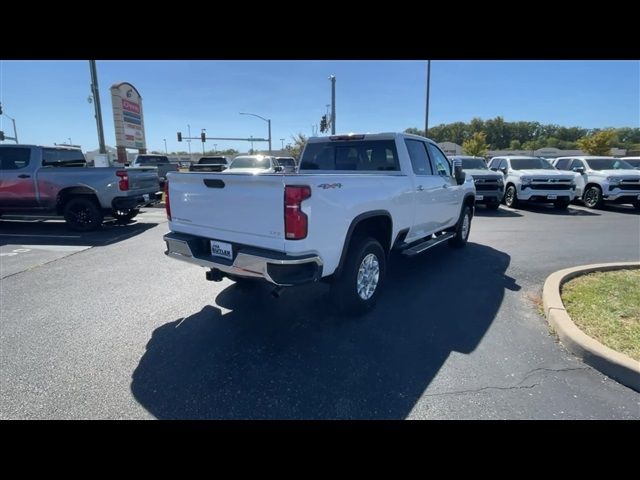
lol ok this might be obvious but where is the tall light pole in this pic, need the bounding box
[163,138,167,153]
[425,60,431,137]
[329,75,336,134]
[89,60,106,154]
[240,112,271,155]
[280,138,285,149]
[201,128,206,154]
[187,124,192,155]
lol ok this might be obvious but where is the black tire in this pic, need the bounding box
[63,197,103,232]
[330,237,386,316]
[582,185,603,209]
[486,201,500,210]
[553,200,570,210]
[504,185,518,208]
[113,208,139,223]
[449,205,472,248]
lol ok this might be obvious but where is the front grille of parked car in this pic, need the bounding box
[529,184,573,190]
[475,184,501,191]
[611,184,640,191]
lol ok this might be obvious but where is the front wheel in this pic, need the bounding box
[583,185,603,209]
[504,185,518,208]
[449,205,472,248]
[330,237,386,316]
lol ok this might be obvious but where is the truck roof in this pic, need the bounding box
[306,132,438,145]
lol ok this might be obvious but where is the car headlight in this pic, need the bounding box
[606,176,621,185]
[521,177,532,185]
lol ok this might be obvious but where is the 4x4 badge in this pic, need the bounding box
[318,183,342,189]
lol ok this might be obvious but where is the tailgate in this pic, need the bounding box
[125,167,160,191]
[168,173,286,251]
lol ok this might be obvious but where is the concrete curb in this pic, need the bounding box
[542,262,640,392]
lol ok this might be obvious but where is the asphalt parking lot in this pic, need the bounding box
[0,203,638,419]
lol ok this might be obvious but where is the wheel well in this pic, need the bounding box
[506,182,516,190]
[584,183,602,193]
[56,187,99,215]
[335,212,392,277]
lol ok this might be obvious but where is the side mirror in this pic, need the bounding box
[573,166,585,174]
[274,165,284,172]
[499,167,508,174]
[452,159,466,185]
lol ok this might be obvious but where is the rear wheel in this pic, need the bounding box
[331,237,386,316]
[63,197,103,232]
[504,185,519,208]
[583,185,603,209]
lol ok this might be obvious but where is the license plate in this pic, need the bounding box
[475,195,484,201]
[210,240,233,260]
[143,194,150,202]
[547,194,557,200]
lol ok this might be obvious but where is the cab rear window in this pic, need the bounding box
[300,140,400,171]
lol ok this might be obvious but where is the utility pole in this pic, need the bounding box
[280,138,285,149]
[187,124,192,155]
[163,138,167,153]
[425,60,431,137]
[89,60,106,154]
[329,75,336,134]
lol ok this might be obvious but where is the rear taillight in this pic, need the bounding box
[284,185,311,240]
[164,180,171,221]
[116,170,129,191]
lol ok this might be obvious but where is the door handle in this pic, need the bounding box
[416,185,424,191]
[18,174,31,178]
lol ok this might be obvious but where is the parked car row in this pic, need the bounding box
[453,155,640,211]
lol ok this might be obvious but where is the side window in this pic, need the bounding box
[569,159,583,170]
[0,147,31,170]
[496,159,506,171]
[554,159,570,170]
[427,143,451,177]
[404,139,433,175]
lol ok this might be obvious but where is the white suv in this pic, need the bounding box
[487,156,576,209]
[553,156,640,210]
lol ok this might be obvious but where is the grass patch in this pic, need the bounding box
[562,269,640,362]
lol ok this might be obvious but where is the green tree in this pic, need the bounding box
[509,139,521,150]
[462,132,488,157]
[577,130,616,155]
[288,133,308,158]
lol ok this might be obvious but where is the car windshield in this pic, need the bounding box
[230,157,271,169]
[277,158,296,167]
[199,157,227,165]
[136,156,168,165]
[510,158,555,170]
[585,158,633,170]
[460,158,487,169]
[623,159,640,167]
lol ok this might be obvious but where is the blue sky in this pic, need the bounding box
[0,60,638,153]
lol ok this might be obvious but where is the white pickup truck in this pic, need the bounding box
[163,133,476,314]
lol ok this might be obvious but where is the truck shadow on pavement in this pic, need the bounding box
[131,242,519,419]
[0,217,159,247]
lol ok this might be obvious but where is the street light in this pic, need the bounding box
[163,138,167,153]
[239,112,271,155]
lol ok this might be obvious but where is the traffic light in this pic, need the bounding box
[201,132,206,142]
[320,115,327,133]
[0,131,4,141]
[177,132,182,142]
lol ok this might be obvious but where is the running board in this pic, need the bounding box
[401,232,455,256]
